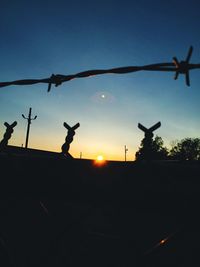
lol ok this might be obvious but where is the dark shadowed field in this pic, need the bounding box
[1,146,200,267]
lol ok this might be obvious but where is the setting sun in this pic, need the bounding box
[97,155,104,161]
[93,155,106,166]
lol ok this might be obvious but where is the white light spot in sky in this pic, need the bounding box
[91,91,115,103]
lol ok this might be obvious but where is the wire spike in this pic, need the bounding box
[47,82,52,92]
[174,71,179,80]
[185,71,190,86]
[186,46,193,63]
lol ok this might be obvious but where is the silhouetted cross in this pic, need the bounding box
[63,122,80,132]
[61,122,80,157]
[138,122,161,138]
[137,121,161,160]
[0,121,17,149]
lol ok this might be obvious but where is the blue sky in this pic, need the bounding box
[0,0,200,160]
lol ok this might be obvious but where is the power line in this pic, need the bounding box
[22,107,37,149]
[124,145,128,162]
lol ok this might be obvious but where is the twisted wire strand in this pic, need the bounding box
[0,62,200,91]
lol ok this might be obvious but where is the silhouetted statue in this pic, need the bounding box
[0,121,17,150]
[137,122,161,160]
[61,122,80,158]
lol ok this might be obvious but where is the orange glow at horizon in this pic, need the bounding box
[93,155,106,166]
[6,129,137,161]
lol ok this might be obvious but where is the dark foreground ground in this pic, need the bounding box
[1,146,200,267]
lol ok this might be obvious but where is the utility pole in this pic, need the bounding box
[124,145,128,162]
[80,152,82,159]
[22,107,37,149]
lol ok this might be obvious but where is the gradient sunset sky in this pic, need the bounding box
[0,0,200,161]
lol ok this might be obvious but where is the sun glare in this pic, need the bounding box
[94,155,106,166]
[97,155,104,161]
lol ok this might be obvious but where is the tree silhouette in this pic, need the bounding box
[169,138,200,161]
[135,135,168,161]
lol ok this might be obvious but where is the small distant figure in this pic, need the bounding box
[0,121,17,150]
[61,122,80,158]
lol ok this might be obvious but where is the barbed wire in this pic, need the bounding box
[0,46,200,92]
